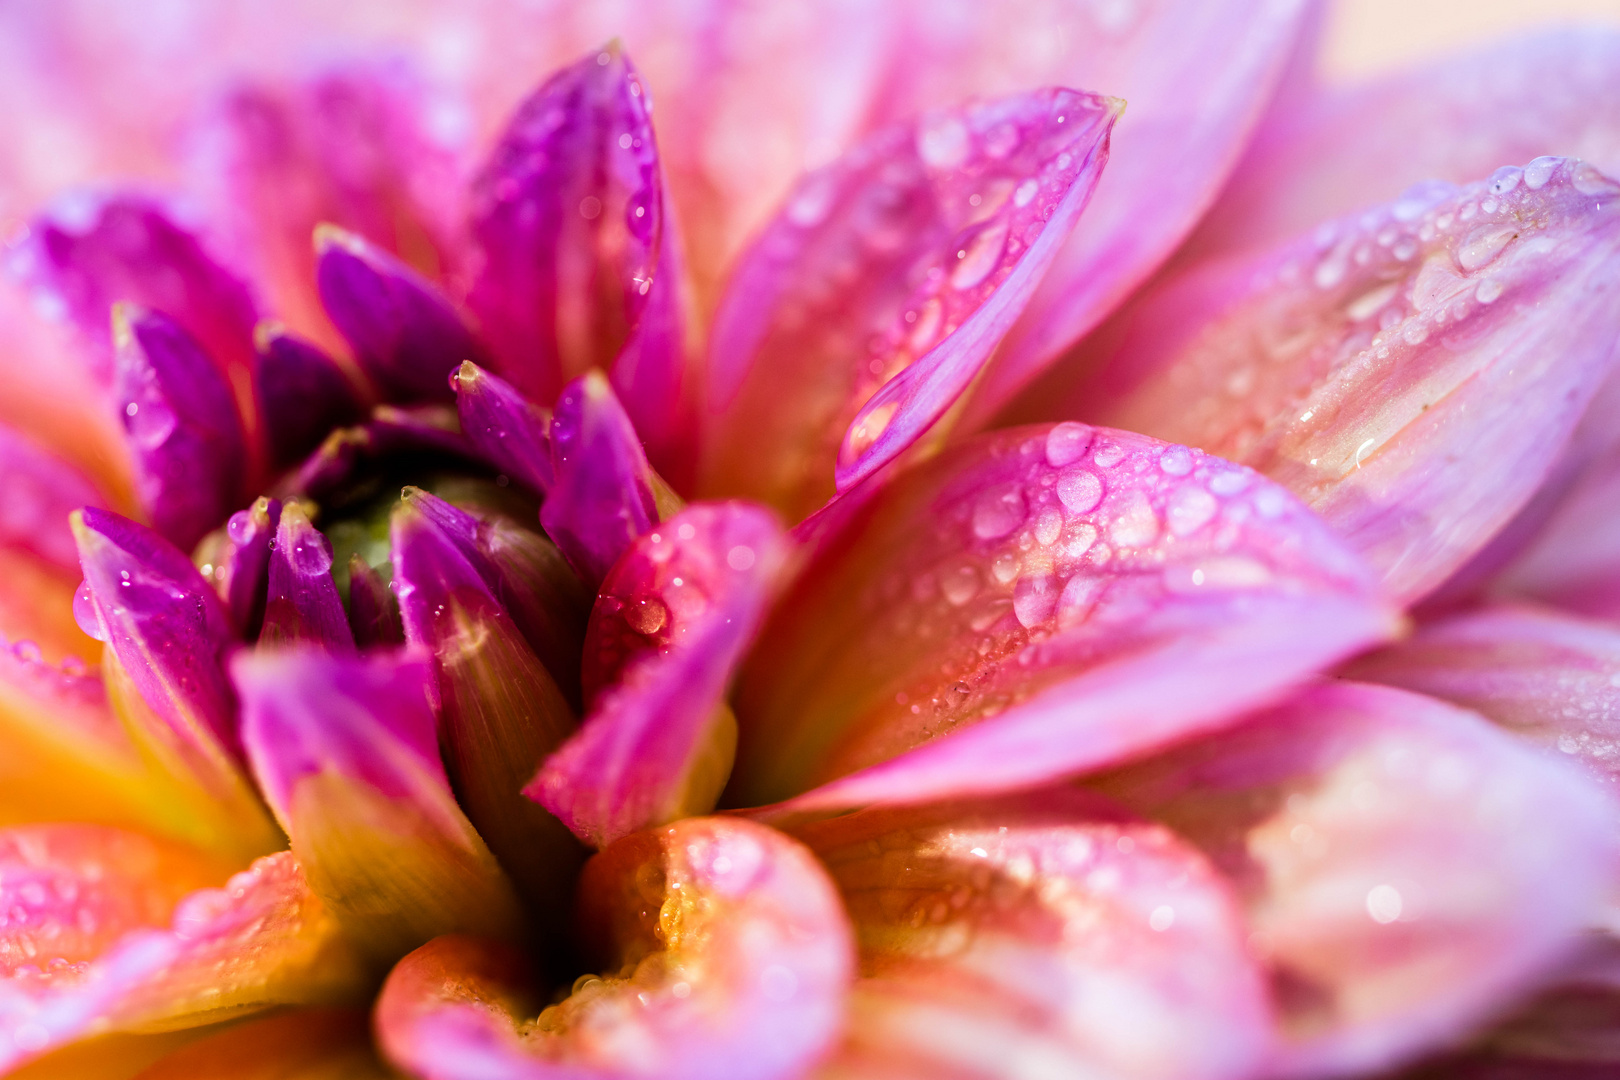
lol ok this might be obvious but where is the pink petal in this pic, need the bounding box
[0,827,367,1070]
[260,502,355,653]
[793,789,1273,1080]
[1346,603,1620,785]
[1092,681,1619,1077]
[0,424,105,571]
[202,496,280,641]
[253,325,365,470]
[731,422,1396,811]
[376,817,853,1080]
[1081,157,1620,605]
[702,88,1118,520]
[453,361,553,495]
[469,44,692,484]
[529,502,790,848]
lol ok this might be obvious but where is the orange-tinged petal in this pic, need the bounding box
[131,1009,390,1079]
[377,817,853,1080]
[0,548,99,668]
[8,1030,199,1080]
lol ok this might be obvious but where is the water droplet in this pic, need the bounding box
[1314,253,1347,289]
[941,565,980,606]
[1013,178,1039,208]
[1345,282,1399,322]
[1523,156,1561,191]
[123,390,176,450]
[991,552,1020,585]
[1092,443,1126,468]
[1487,166,1522,196]
[726,546,756,571]
[1063,522,1098,559]
[972,485,1027,540]
[1166,485,1218,536]
[1045,422,1094,467]
[627,596,668,635]
[950,220,1009,290]
[1012,574,1057,628]
[1457,225,1516,271]
[1573,163,1620,197]
[1476,278,1505,304]
[72,580,106,641]
[1056,574,1104,629]
[1107,490,1159,548]
[1157,446,1193,476]
[1033,507,1062,546]
[1056,468,1103,514]
[578,195,602,220]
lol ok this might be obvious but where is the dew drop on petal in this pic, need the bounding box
[1045,422,1095,467]
[972,485,1028,540]
[1523,155,1561,191]
[950,221,1009,290]
[1056,469,1104,514]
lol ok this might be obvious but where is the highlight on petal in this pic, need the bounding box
[1346,603,1620,785]
[314,224,487,404]
[793,789,1273,1080]
[391,498,583,929]
[701,87,1119,520]
[130,1008,390,1079]
[113,305,247,552]
[530,502,790,848]
[195,496,279,642]
[1081,157,1620,604]
[0,827,367,1071]
[376,817,852,1080]
[1092,681,1619,1077]
[252,323,365,469]
[453,361,553,494]
[72,508,279,860]
[233,648,525,963]
[0,424,105,570]
[731,423,1397,811]
[541,371,665,587]
[260,501,355,653]
[468,43,691,481]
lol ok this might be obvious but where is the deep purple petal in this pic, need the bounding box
[451,361,553,494]
[529,502,790,848]
[314,225,487,404]
[540,370,661,587]
[254,323,366,469]
[261,502,355,653]
[347,554,402,649]
[702,88,1119,520]
[114,305,247,551]
[0,423,105,569]
[213,496,280,641]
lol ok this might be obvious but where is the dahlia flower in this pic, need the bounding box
[2,2,1620,1078]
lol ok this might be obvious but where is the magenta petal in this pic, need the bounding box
[1083,157,1620,604]
[216,496,281,640]
[0,424,104,570]
[114,306,247,551]
[254,324,366,469]
[289,405,479,508]
[733,423,1396,811]
[541,371,661,587]
[703,88,1119,519]
[8,193,258,387]
[261,502,355,654]
[1095,681,1619,1077]
[452,361,553,494]
[347,555,402,649]
[468,43,690,480]
[529,502,789,848]
[314,225,487,405]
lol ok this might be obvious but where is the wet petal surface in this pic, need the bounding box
[260,502,355,653]
[732,423,1395,810]
[377,817,852,1080]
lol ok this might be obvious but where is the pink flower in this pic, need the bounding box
[0,3,1617,1078]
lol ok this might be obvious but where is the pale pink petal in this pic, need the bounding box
[376,817,853,1080]
[702,88,1118,520]
[1093,681,1619,1077]
[731,422,1396,811]
[1079,157,1620,604]
[529,502,790,848]
[793,789,1273,1080]
[0,423,105,571]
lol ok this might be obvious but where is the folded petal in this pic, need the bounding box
[72,508,279,860]
[391,496,583,929]
[233,648,525,963]
[129,1008,390,1079]
[1092,681,1619,1077]
[314,225,487,404]
[113,305,248,552]
[253,324,366,470]
[530,502,789,848]
[260,502,355,653]
[1083,157,1620,604]
[346,554,403,649]
[702,88,1117,520]
[0,424,105,570]
[732,422,1396,810]
[541,371,664,587]
[1346,603,1620,784]
[793,789,1273,1080]
[376,817,852,1080]
[468,43,692,482]
[0,826,367,1071]
[197,496,279,642]
[453,361,553,494]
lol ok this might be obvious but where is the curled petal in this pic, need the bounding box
[1084,157,1620,604]
[113,305,247,552]
[196,496,279,641]
[376,817,852,1080]
[347,554,402,649]
[253,324,365,469]
[314,225,487,404]
[72,508,278,860]
[469,44,691,480]
[0,424,104,570]
[454,361,554,494]
[732,423,1396,810]
[703,88,1118,519]
[1093,681,1619,1077]
[260,502,355,653]
[234,648,524,962]
[794,790,1273,1080]
[541,371,664,587]
[530,502,790,848]
[1346,603,1620,784]
[0,827,367,1070]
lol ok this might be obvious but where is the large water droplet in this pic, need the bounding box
[1012,574,1057,628]
[950,220,1009,291]
[1045,422,1094,467]
[72,580,106,641]
[1523,156,1561,191]
[1456,225,1517,272]
[1056,468,1104,515]
[122,392,176,450]
[627,595,669,635]
[972,485,1027,540]
[941,565,980,606]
